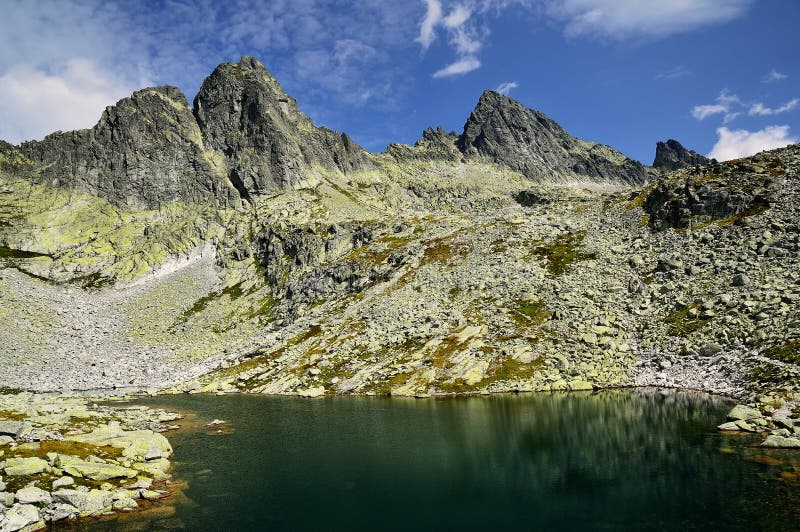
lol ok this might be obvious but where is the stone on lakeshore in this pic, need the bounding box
[0,437,15,447]
[61,461,137,481]
[66,426,172,461]
[734,420,756,432]
[567,379,593,391]
[727,405,763,421]
[717,421,740,431]
[762,435,800,448]
[132,458,170,478]
[47,503,78,522]
[52,489,113,517]
[112,497,138,511]
[3,458,49,477]
[14,487,51,506]
[0,503,43,532]
[51,477,74,489]
[773,418,795,430]
[297,387,325,398]
[139,489,167,501]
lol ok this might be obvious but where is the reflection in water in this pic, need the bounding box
[62,389,799,531]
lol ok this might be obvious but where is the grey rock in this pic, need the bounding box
[653,139,710,171]
[761,435,800,448]
[51,477,74,490]
[0,503,42,532]
[52,489,112,516]
[642,162,776,230]
[0,422,27,439]
[726,404,763,421]
[385,127,460,162]
[732,273,750,287]
[0,492,13,508]
[14,486,51,505]
[47,503,78,522]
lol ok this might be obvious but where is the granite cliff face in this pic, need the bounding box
[19,86,239,210]
[11,65,651,212]
[653,139,710,171]
[14,57,373,209]
[456,90,648,184]
[194,56,373,200]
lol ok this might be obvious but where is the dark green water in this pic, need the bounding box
[61,390,800,531]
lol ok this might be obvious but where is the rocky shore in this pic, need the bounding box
[0,393,180,531]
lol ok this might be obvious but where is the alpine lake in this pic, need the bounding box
[51,389,800,531]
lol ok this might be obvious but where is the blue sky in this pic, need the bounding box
[0,0,797,163]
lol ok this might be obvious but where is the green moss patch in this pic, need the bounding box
[512,300,551,330]
[664,304,711,336]
[762,340,800,365]
[421,238,471,266]
[529,231,596,276]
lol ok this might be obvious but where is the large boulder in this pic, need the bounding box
[726,404,763,421]
[13,487,50,506]
[0,423,28,440]
[64,423,172,461]
[0,503,43,532]
[762,435,800,448]
[60,461,137,481]
[51,489,113,517]
[2,458,49,477]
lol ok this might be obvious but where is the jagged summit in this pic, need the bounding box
[194,55,373,200]
[19,85,239,210]
[653,139,710,171]
[9,56,649,210]
[13,56,371,209]
[456,90,647,184]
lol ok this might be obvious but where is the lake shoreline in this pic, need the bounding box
[1,386,798,531]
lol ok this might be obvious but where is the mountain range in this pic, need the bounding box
[0,56,797,439]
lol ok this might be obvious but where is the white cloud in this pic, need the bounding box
[543,0,753,40]
[0,1,422,142]
[691,90,742,123]
[416,0,443,50]
[708,125,797,161]
[655,65,691,80]
[763,69,788,83]
[0,59,132,143]
[443,4,472,28]
[433,56,481,78]
[496,81,518,95]
[748,98,799,116]
[419,1,486,78]
[692,104,728,120]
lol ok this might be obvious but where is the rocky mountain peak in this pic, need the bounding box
[19,84,239,210]
[193,55,372,200]
[653,139,711,171]
[457,90,647,184]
